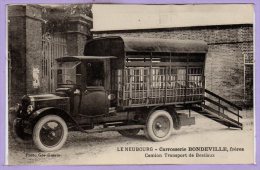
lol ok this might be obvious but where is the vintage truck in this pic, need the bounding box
[13,36,242,152]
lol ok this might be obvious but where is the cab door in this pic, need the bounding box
[79,59,110,117]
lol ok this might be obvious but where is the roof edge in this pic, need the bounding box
[92,23,253,34]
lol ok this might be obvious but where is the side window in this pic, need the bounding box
[76,63,82,85]
[86,61,104,86]
[57,69,62,84]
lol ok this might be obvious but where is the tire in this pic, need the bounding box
[12,119,32,144]
[146,110,173,142]
[33,115,68,152]
[118,129,140,137]
[143,128,151,140]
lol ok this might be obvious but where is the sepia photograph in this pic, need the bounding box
[6,3,254,165]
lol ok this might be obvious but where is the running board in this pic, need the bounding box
[83,125,145,134]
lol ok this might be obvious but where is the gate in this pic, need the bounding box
[42,33,67,92]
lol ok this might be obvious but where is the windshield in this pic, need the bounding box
[56,61,81,85]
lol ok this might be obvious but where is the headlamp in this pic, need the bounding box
[108,94,116,100]
[27,105,34,114]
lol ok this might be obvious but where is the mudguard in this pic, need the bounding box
[28,107,82,131]
[147,105,181,130]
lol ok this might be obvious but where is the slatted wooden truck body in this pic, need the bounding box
[103,37,207,108]
[84,37,208,122]
[13,36,242,152]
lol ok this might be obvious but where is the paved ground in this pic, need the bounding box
[8,109,254,165]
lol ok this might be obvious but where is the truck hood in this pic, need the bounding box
[28,94,68,102]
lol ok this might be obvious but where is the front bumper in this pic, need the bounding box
[14,104,33,135]
[14,118,33,135]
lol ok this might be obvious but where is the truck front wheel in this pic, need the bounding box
[145,110,173,142]
[33,115,68,152]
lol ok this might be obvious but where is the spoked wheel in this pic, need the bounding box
[146,110,173,142]
[12,119,32,144]
[118,129,141,137]
[33,115,68,152]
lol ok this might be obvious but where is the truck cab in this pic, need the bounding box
[55,56,117,118]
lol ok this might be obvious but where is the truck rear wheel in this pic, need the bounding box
[118,129,140,137]
[146,110,173,142]
[33,115,68,152]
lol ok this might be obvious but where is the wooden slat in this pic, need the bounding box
[200,111,241,128]
[205,89,242,110]
[204,97,228,110]
[126,61,204,67]
[121,100,203,109]
[191,106,242,129]
[121,65,204,107]
[225,108,243,119]
[201,104,242,126]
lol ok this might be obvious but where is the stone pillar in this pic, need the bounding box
[8,5,43,105]
[66,14,93,56]
[25,5,44,95]
[9,5,26,104]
